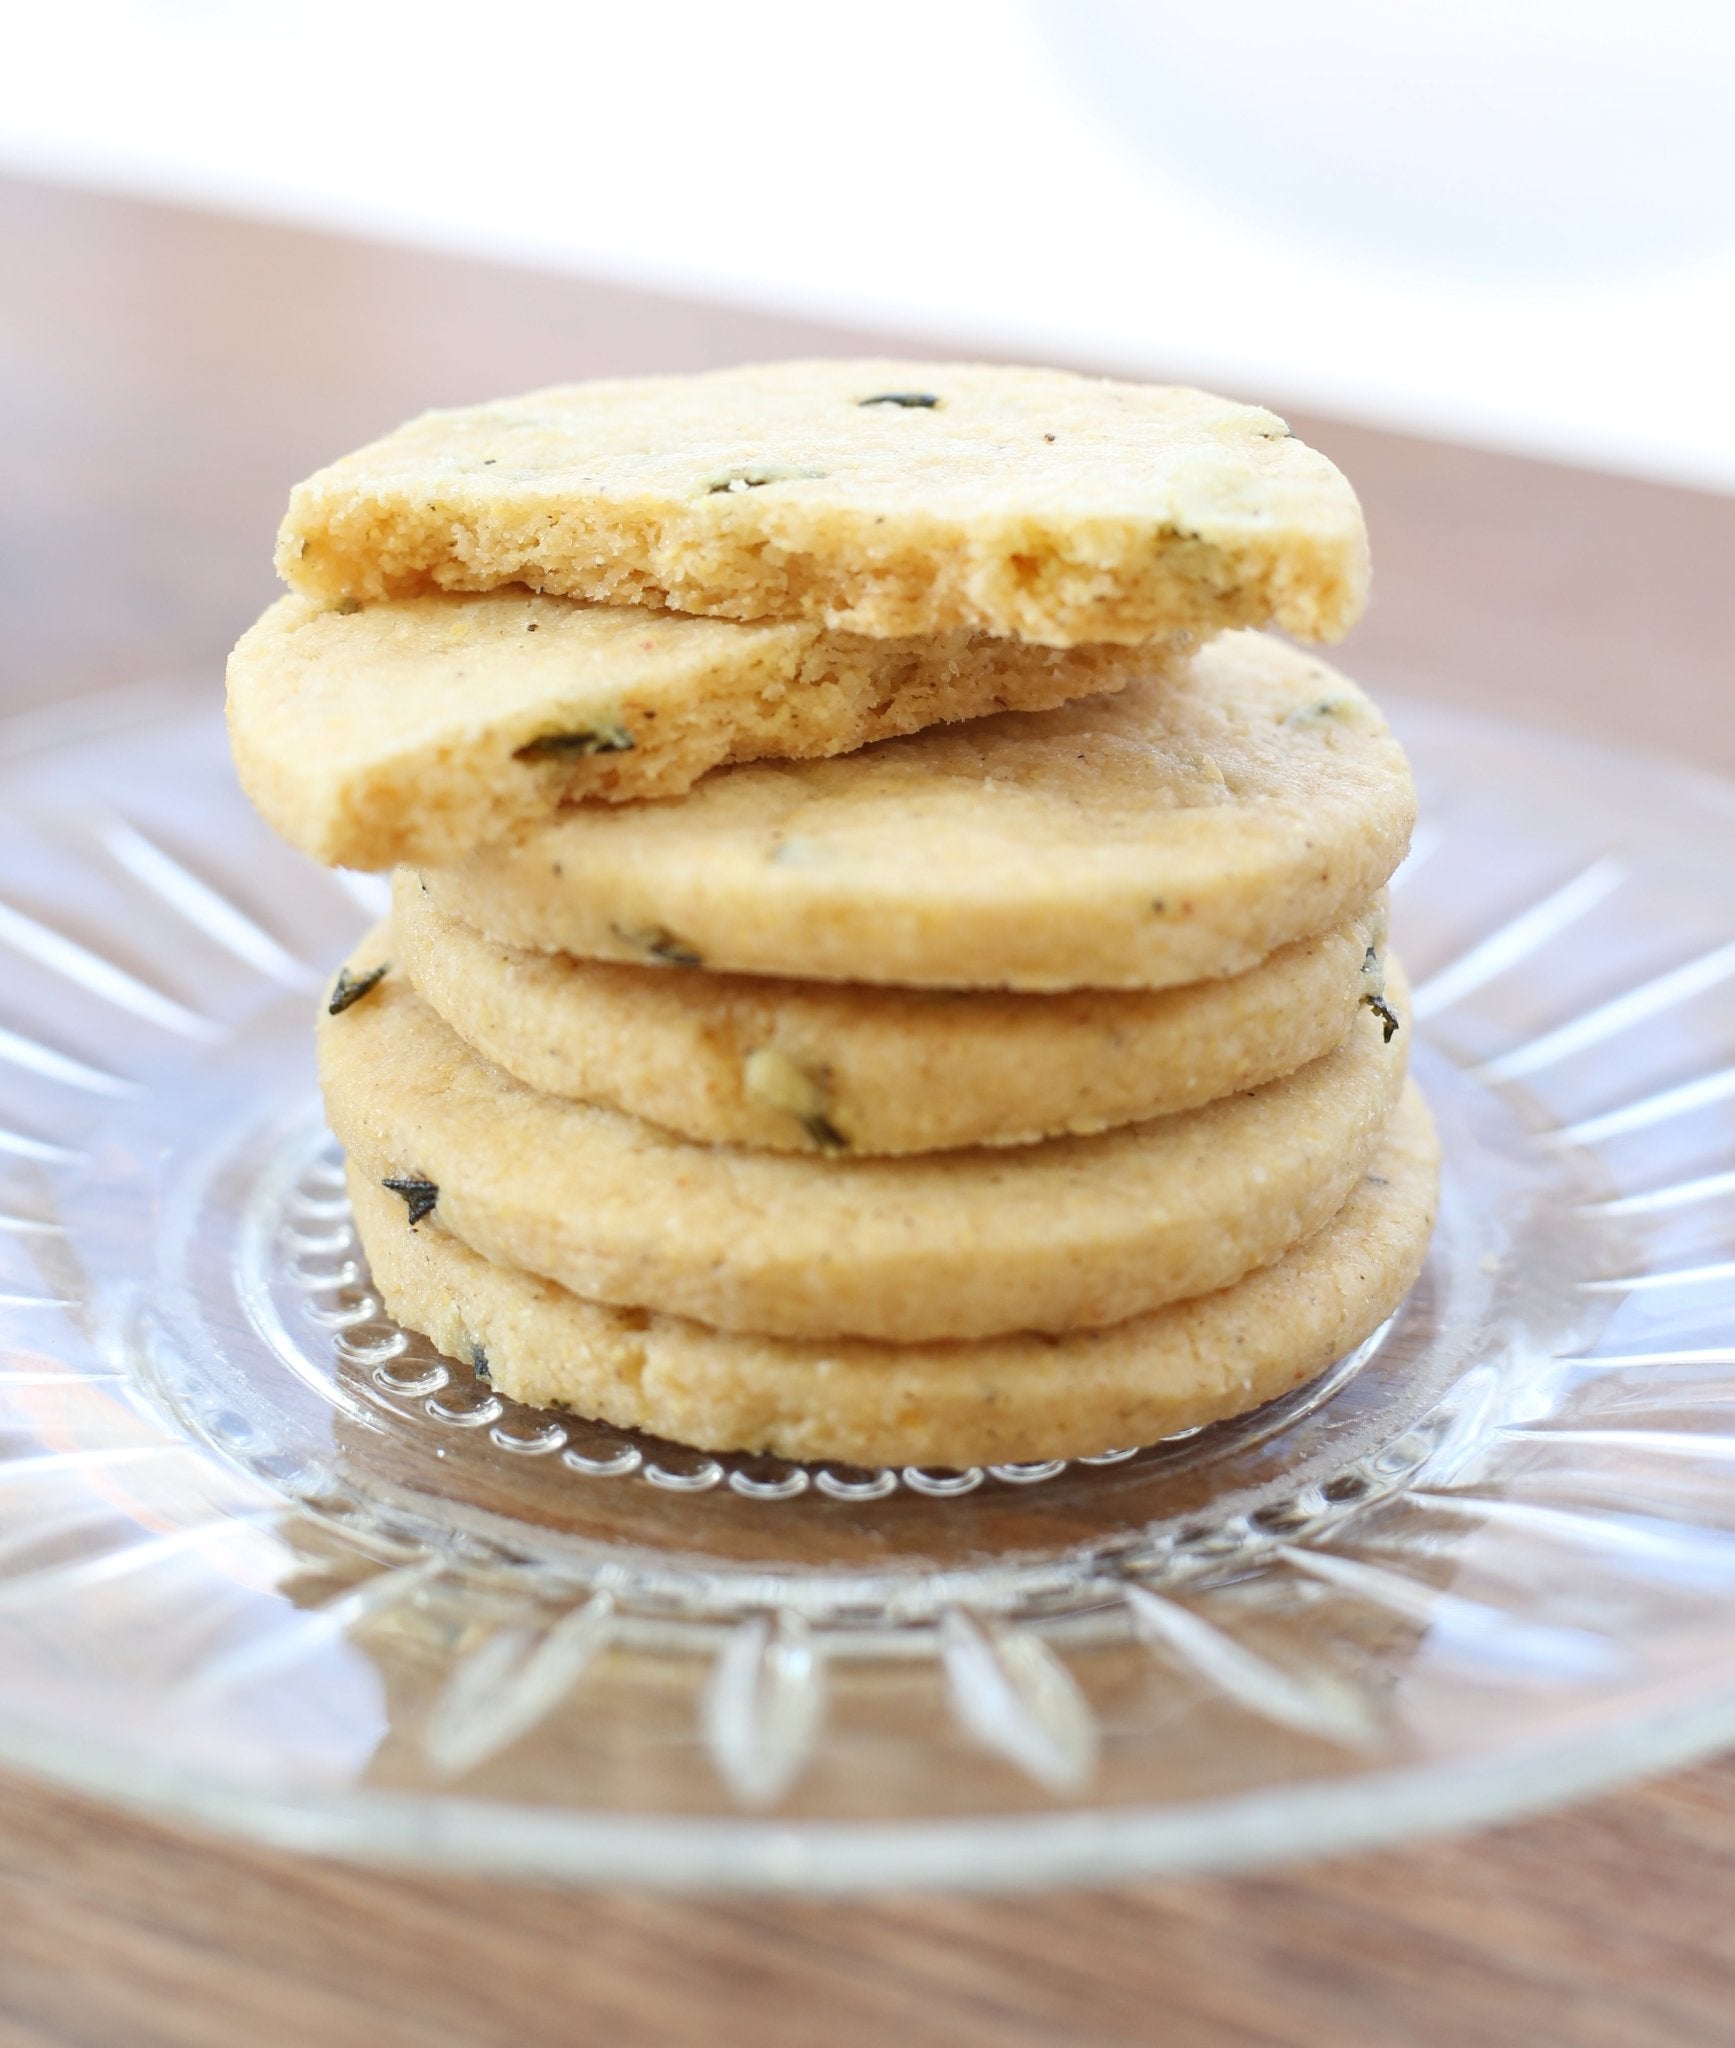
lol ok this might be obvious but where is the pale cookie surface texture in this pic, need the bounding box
[227,590,1150,870]
[393,871,1389,1155]
[275,360,1369,647]
[347,1083,1437,1468]
[422,632,1415,992]
[317,929,1410,1343]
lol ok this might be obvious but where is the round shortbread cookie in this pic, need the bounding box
[392,870,1390,1155]
[346,1083,1437,1468]
[227,589,1151,870]
[318,928,1410,1343]
[421,632,1415,993]
[275,359,1368,648]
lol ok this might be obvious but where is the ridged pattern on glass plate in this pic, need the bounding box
[0,684,1733,1875]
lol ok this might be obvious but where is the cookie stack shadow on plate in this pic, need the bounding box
[228,359,1439,1470]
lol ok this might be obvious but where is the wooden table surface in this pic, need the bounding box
[4,172,1735,2048]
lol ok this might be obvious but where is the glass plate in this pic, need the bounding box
[2,676,1734,1894]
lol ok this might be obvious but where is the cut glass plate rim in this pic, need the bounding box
[2,673,1735,1893]
[7,1672,1735,1895]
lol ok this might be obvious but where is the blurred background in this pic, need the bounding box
[2,0,1733,754]
[6,0,1734,483]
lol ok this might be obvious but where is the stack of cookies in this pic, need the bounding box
[228,361,1438,1470]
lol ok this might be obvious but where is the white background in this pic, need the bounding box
[3,0,1732,489]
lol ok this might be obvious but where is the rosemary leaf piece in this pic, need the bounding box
[469,1341,491,1382]
[1283,696,1347,727]
[383,1175,439,1226]
[703,464,822,494]
[1285,694,1377,734]
[857,392,940,408]
[1357,940,1399,1041]
[743,1047,847,1152]
[514,719,635,762]
[1364,992,1401,1043]
[328,962,389,1015]
[609,923,703,969]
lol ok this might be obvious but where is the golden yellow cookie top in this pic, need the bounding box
[427,631,1415,992]
[276,360,1369,647]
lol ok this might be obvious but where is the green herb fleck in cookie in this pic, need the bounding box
[1358,944,1400,1040]
[514,718,635,762]
[469,1340,491,1381]
[857,391,940,408]
[1363,991,1401,1042]
[328,962,389,1015]
[742,1047,848,1151]
[703,465,822,494]
[609,923,703,969]
[1284,694,1376,732]
[383,1175,438,1226]
[1283,697,1347,727]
